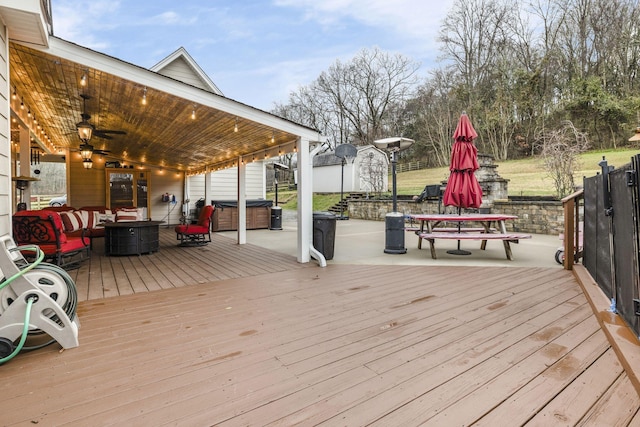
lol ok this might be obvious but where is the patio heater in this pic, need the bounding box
[334,143,357,220]
[270,162,288,230]
[12,176,38,211]
[373,137,415,254]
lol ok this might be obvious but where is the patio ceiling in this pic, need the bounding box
[9,37,320,173]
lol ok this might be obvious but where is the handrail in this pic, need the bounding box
[561,188,584,270]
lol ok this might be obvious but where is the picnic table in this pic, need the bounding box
[408,213,532,260]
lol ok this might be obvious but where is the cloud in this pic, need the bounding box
[274,0,454,40]
[53,0,121,38]
[146,11,198,26]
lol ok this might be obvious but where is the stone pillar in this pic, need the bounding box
[475,154,509,211]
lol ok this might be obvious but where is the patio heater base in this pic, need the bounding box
[447,249,472,256]
[384,212,406,254]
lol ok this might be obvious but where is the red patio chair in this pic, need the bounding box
[12,210,90,269]
[175,205,214,246]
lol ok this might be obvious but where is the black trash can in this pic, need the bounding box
[270,206,283,230]
[313,211,337,260]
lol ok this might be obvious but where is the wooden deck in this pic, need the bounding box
[2,229,640,425]
[67,227,310,301]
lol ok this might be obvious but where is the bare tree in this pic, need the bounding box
[408,69,461,166]
[536,120,589,198]
[275,47,419,148]
[438,0,514,107]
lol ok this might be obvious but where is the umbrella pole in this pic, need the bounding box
[447,206,472,256]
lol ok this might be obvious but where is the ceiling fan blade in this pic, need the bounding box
[93,132,113,140]
[96,129,127,135]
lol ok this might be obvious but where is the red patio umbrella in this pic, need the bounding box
[442,112,483,254]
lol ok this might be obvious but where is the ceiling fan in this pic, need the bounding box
[70,144,112,156]
[76,94,127,140]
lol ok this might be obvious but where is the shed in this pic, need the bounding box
[312,145,389,194]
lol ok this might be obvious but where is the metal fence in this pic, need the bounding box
[583,154,640,337]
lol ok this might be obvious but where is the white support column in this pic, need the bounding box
[19,127,31,208]
[237,157,247,244]
[204,171,212,208]
[297,137,311,263]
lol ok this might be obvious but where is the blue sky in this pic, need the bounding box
[52,0,454,111]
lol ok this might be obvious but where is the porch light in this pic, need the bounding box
[77,120,93,142]
[82,158,93,169]
[79,142,94,160]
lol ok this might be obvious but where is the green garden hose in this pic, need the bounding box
[0,295,35,364]
[0,245,44,363]
[0,245,45,291]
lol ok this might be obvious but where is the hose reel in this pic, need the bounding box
[0,235,79,363]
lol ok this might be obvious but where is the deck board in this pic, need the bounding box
[1,230,639,426]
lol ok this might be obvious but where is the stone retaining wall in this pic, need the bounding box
[348,198,564,235]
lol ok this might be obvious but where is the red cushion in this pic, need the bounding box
[198,205,214,228]
[34,237,87,256]
[175,225,209,234]
[78,206,109,213]
[41,205,72,212]
[60,211,84,232]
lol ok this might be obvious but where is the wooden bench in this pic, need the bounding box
[418,232,532,260]
[407,227,493,233]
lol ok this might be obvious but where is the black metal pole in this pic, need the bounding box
[274,169,279,206]
[340,157,345,218]
[391,151,397,212]
[599,156,617,311]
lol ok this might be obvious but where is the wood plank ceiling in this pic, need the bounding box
[9,42,301,172]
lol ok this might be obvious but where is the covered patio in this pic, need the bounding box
[8,32,324,264]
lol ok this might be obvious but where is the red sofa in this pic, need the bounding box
[41,205,145,246]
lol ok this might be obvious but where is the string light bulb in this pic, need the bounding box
[234,117,238,132]
[12,87,17,100]
[271,131,275,143]
[141,87,147,106]
[80,71,87,87]
[191,105,196,120]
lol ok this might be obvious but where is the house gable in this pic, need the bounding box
[150,47,222,95]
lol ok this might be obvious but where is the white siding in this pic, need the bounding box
[313,164,356,193]
[186,162,266,209]
[312,146,389,193]
[156,57,210,91]
[0,22,10,236]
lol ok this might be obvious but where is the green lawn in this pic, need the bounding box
[269,148,640,211]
